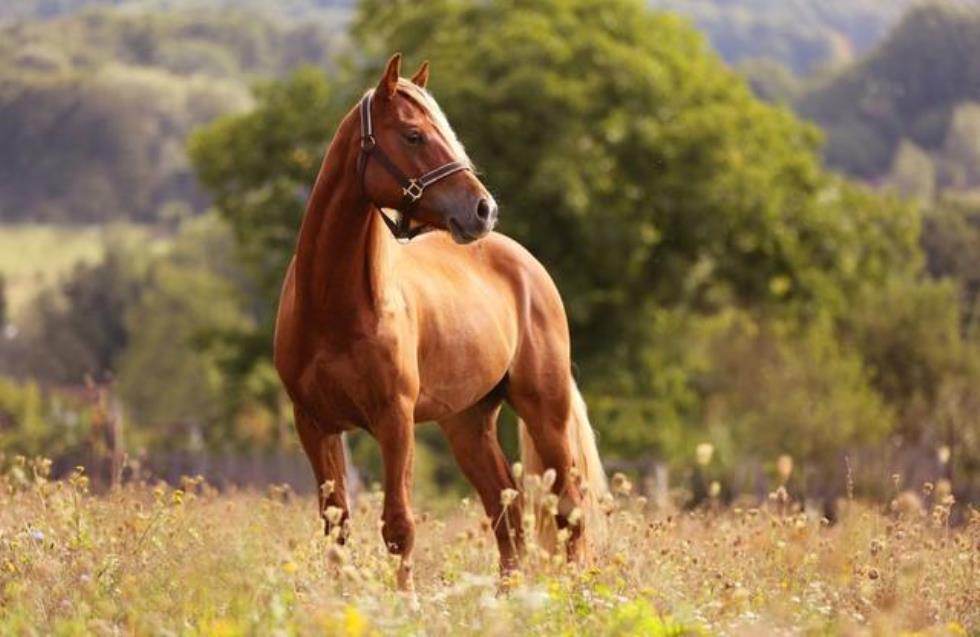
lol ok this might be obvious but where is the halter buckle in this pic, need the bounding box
[402,179,424,202]
[361,135,376,151]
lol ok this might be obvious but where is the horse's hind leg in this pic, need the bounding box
[506,369,586,561]
[294,408,350,542]
[438,399,523,575]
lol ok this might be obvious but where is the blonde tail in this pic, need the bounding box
[518,378,608,551]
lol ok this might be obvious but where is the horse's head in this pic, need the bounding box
[359,54,497,244]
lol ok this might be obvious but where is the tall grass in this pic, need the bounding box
[0,457,976,635]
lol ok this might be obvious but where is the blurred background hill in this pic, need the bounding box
[0,0,978,508]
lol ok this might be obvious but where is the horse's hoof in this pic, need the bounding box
[400,590,421,612]
[497,569,523,596]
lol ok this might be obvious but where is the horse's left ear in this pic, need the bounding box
[410,61,429,89]
[377,53,401,100]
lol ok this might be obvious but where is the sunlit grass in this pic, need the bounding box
[0,458,977,636]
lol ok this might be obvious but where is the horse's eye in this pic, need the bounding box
[404,130,424,145]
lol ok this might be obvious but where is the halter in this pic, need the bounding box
[357,89,470,241]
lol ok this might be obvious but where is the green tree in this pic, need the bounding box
[843,278,970,438]
[22,247,140,384]
[189,67,343,311]
[889,140,935,203]
[921,198,980,329]
[0,272,7,328]
[188,69,347,418]
[593,307,893,469]
[799,4,980,184]
[943,102,980,189]
[352,0,917,387]
[116,215,271,451]
[649,0,936,75]
[0,8,348,224]
[189,0,922,469]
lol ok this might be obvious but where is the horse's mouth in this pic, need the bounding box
[448,218,479,244]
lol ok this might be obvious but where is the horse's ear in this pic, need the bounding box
[410,61,430,89]
[377,53,401,100]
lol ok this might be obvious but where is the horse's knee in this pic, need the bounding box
[381,511,415,555]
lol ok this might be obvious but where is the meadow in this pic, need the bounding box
[1,458,977,636]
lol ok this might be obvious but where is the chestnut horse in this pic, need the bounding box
[274,54,607,591]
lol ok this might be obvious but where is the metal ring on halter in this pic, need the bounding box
[402,180,424,202]
[357,89,471,241]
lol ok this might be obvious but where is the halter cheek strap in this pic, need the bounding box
[357,89,470,241]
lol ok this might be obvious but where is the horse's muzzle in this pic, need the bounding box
[448,196,497,244]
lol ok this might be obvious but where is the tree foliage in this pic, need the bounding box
[799,4,980,194]
[648,0,943,75]
[188,68,344,310]
[115,215,274,451]
[187,0,929,471]
[351,0,917,387]
[5,0,978,489]
[20,247,140,384]
[0,377,95,457]
[922,198,980,328]
[0,273,7,328]
[0,8,346,223]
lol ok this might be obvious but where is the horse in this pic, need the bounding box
[273,53,608,591]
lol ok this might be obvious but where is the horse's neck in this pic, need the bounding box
[294,130,390,323]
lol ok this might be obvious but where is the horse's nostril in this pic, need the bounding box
[476,198,491,221]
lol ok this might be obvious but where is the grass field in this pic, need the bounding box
[0,224,156,321]
[1,459,977,636]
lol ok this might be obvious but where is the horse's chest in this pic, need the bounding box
[294,335,409,428]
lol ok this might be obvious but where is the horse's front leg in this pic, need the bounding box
[295,408,350,542]
[374,405,417,593]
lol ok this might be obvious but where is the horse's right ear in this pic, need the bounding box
[377,53,401,100]
[410,61,430,89]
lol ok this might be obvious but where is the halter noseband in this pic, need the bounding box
[357,89,470,241]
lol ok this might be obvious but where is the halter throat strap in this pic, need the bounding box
[357,89,469,241]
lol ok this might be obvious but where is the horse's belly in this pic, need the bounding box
[414,323,514,421]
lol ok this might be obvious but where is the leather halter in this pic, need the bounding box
[357,89,470,241]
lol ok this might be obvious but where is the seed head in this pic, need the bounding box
[541,469,557,492]
[709,481,721,498]
[500,488,519,508]
[611,472,633,496]
[543,493,559,516]
[776,454,793,483]
[696,443,715,466]
[325,506,344,525]
[937,445,951,465]
[556,528,571,545]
